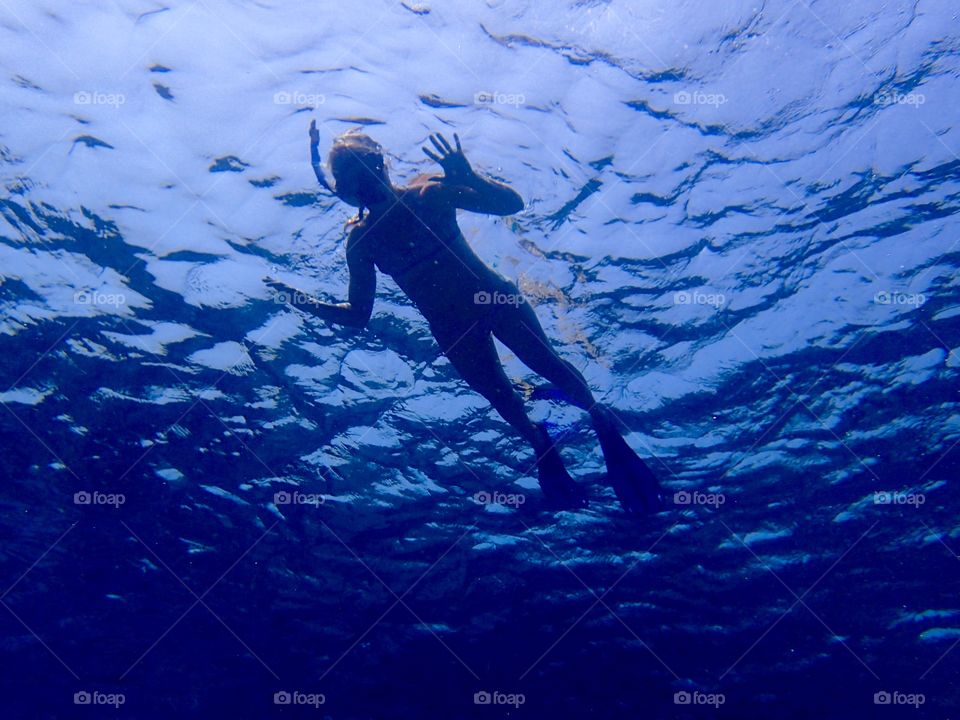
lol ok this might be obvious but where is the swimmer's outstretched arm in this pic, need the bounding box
[423,132,523,216]
[265,227,375,329]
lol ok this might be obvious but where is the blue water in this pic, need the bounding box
[1,1,958,718]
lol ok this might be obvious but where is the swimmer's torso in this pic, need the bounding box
[353,183,514,324]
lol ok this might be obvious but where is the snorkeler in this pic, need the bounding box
[266,121,662,513]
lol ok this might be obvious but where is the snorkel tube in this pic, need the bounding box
[309,119,336,195]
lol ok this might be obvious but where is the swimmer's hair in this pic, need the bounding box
[329,128,384,172]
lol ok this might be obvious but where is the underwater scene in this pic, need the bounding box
[0,1,958,717]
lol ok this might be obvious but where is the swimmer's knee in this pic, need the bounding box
[483,384,518,406]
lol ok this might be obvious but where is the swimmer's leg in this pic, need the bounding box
[438,324,587,509]
[490,300,663,514]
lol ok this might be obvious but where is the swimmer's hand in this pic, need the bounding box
[265,277,317,309]
[309,119,320,149]
[422,132,475,184]
[265,276,369,328]
[421,132,524,215]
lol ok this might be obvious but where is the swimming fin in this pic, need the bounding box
[534,424,589,509]
[596,425,663,514]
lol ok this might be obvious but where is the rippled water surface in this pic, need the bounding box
[1,1,958,718]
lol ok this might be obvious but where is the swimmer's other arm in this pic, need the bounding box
[265,227,375,329]
[442,172,523,216]
[422,132,523,216]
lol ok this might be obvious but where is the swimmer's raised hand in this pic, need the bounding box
[309,119,320,148]
[422,132,474,184]
[419,132,522,214]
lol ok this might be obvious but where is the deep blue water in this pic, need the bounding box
[1,0,959,718]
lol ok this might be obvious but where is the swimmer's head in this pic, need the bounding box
[328,130,391,207]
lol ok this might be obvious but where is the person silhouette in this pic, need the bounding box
[267,122,662,513]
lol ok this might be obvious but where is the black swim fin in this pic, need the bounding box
[534,424,589,509]
[597,426,663,514]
